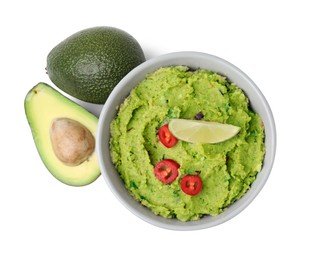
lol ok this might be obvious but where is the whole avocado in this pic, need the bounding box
[46,26,146,104]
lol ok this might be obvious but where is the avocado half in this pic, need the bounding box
[25,82,100,186]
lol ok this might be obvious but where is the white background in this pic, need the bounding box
[1,0,311,259]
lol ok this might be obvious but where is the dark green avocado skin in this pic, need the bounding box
[47,26,145,104]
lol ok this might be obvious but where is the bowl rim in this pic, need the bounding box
[96,51,277,231]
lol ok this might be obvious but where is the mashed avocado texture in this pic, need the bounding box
[110,66,265,221]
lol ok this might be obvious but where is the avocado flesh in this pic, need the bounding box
[25,82,100,186]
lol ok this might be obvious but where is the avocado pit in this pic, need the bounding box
[50,118,95,166]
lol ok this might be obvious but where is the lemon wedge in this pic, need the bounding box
[168,119,240,144]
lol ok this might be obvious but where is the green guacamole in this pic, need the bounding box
[110,66,265,221]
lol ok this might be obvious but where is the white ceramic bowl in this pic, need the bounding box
[96,51,276,230]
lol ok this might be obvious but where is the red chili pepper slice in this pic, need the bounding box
[158,124,178,148]
[180,175,202,196]
[154,159,180,184]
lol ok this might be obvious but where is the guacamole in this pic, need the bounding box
[110,66,265,221]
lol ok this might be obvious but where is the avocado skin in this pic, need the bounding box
[25,82,100,186]
[46,26,145,104]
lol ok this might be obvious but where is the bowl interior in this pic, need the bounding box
[96,52,276,230]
